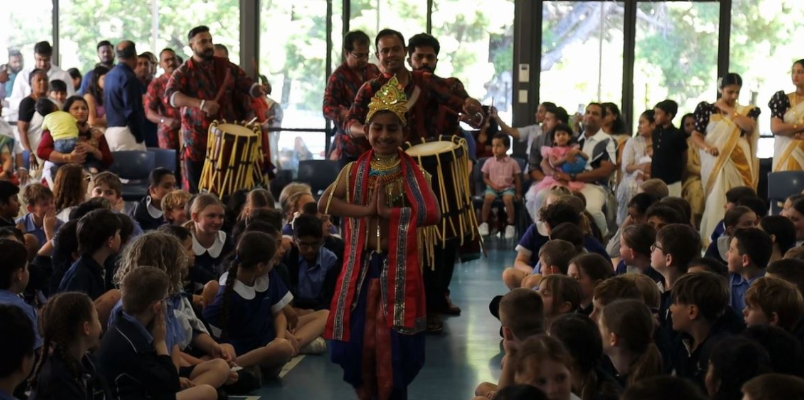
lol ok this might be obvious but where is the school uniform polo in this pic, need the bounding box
[0,216,14,227]
[16,213,64,247]
[0,289,41,349]
[730,271,765,315]
[284,245,340,310]
[515,224,549,267]
[670,316,732,390]
[130,196,165,232]
[203,269,293,355]
[614,261,666,290]
[57,255,107,301]
[192,230,234,277]
[96,311,180,400]
[29,352,110,400]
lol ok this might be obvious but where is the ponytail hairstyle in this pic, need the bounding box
[540,274,581,318]
[550,314,619,400]
[219,231,277,340]
[239,188,275,220]
[115,231,188,295]
[600,299,663,386]
[183,193,224,236]
[29,292,95,389]
[602,102,627,135]
[622,224,656,259]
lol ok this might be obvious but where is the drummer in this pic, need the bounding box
[344,29,483,333]
[165,25,267,192]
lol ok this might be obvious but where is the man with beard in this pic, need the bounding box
[1,51,23,99]
[145,48,181,152]
[323,30,380,167]
[103,40,146,151]
[79,41,115,94]
[136,52,158,147]
[345,29,482,333]
[9,42,74,118]
[165,25,267,192]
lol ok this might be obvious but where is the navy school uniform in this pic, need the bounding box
[192,230,234,278]
[202,269,294,356]
[614,260,666,291]
[58,254,107,300]
[129,196,166,232]
[670,313,733,390]
[516,223,612,267]
[29,353,111,400]
[96,311,181,400]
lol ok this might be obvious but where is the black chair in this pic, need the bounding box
[767,171,804,215]
[147,148,178,173]
[297,159,340,197]
[109,151,155,201]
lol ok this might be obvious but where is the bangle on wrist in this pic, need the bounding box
[200,100,206,111]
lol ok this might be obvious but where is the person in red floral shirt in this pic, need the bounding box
[165,26,267,192]
[145,48,181,152]
[323,30,380,167]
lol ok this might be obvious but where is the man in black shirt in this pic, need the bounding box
[652,100,688,197]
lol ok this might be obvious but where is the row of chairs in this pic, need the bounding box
[768,171,804,215]
[109,148,176,201]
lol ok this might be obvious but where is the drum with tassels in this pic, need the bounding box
[199,120,268,197]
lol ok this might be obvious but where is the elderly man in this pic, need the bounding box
[104,41,146,151]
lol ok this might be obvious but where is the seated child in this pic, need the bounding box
[57,209,122,327]
[97,266,218,400]
[708,186,757,245]
[607,192,658,259]
[16,183,63,249]
[537,274,581,328]
[567,253,614,315]
[726,228,772,316]
[301,201,344,265]
[638,178,670,200]
[766,258,804,295]
[184,194,233,278]
[28,292,108,399]
[599,299,663,387]
[618,224,665,289]
[0,239,42,351]
[284,214,340,310]
[741,324,804,377]
[519,239,577,290]
[781,194,804,218]
[478,133,522,239]
[203,232,328,378]
[238,188,275,221]
[743,276,804,337]
[759,216,796,265]
[131,167,176,231]
[669,272,731,389]
[280,188,314,236]
[162,189,192,226]
[622,376,708,400]
[590,275,643,324]
[688,257,728,277]
[645,203,686,231]
[506,335,575,400]
[651,224,701,334]
[737,196,767,226]
[742,374,804,400]
[704,336,772,400]
[534,123,587,193]
[0,304,37,400]
[157,224,215,303]
[475,288,545,399]
[705,206,756,263]
[0,181,20,227]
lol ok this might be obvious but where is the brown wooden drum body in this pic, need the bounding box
[403,135,479,245]
[200,121,268,197]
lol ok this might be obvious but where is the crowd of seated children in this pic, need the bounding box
[617,224,664,289]
[16,184,62,249]
[538,275,581,328]
[705,206,757,263]
[599,299,663,387]
[130,167,175,231]
[759,215,797,265]
[282,214,340,311]
[567,253,614,316]
[186,194,233,277]
[162,189,192,226]
[726,228,772,317]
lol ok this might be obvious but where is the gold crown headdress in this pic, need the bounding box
[366,75,408,126]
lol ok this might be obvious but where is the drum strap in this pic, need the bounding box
[405,86,421,113]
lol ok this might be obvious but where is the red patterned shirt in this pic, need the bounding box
[164,56,257,162]
[145,73,181,150]
[344,70,467,153]
[323,62,380,159]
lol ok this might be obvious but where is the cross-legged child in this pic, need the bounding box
[475,288,546,399]
[162,189,192,226]
[478,133,522,239]
[319,76,442,399]
[726,228,772,317]
[0,304,36,400]
[669,272,731,389]
[28,292,107,399]
[131,167,175,231]
[57,209,122,327]
[520,239,578,290]
[97,266,218,400]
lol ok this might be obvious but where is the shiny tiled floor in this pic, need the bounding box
[253,238,513,400]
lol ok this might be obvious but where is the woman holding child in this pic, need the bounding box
[690,73,760,243]
[615,110,655,225]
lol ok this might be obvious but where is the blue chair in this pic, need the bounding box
[297,160,340,197]
[767,171,804,215]
[109,151,155,201]
[147,148,178,173]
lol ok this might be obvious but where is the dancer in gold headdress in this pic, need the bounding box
[320,76,441,400]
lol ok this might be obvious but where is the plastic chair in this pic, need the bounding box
[297,160,340,197]
[767,171,804,215]
[109,151,155,201]
[147,148,178,173]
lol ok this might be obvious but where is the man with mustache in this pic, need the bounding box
[165,25,267,192]
[344,29,483,334]
[145,48,181,153]
[79,41,115,95]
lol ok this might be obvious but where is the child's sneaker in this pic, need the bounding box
[300,337,327,355]
[478,222,490,236]
[504,225,516,239]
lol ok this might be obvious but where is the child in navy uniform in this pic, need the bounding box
[284,214,340,310]
[0,304,36,400]
[131,167,175,231]
[0,240,42,351]
[97,266,217,400]
[186,194,233,278]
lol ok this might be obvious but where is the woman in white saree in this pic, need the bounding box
[690,73,761,244]
[769,59,804,171]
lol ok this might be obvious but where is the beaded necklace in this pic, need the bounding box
[369,153,405,207]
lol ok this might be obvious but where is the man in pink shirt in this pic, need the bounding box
[479,133,522,239]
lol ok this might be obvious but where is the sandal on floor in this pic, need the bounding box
[426,314,444,334]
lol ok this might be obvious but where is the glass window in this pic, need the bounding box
[0,0,53,104]
[260,1,329,171]
[730,0,804,158]
[349,0,427,66]
[157,0,241,63]
[633,2,719,133]
[58,0,152,75]
[431,0,515,124]
[540,1,624,127]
